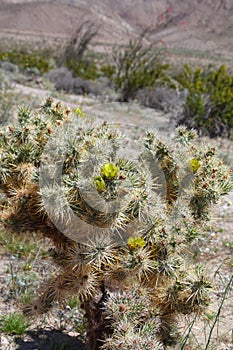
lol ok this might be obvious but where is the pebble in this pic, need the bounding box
[0,335,15,350]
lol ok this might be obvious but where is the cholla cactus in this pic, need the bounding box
[0,98,232,349]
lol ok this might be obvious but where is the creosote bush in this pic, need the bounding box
[175,64,233,138]
[0,98,232,349]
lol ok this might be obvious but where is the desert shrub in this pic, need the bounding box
[175,64,233,138]
[0,99,232,349]
[0,75,19,125]
[72,77,101,96]
[47,67,102,95]
[0,61,19,73]
[136,85,181,111]
[47,66,73,92]
[66,60,99,80]
[103,29,170,102]
[60,20,100,80]
[0,50,53,74]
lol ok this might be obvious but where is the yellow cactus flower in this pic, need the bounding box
[188,158,201,173]
[75,107,86,118]
[101,163,119,180]
[127,236,146,250]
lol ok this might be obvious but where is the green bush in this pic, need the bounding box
[175,64,233,138]
[65,59,99,80]
[0,100,232,349]
[103,29,170,101]
[0,50,52,74]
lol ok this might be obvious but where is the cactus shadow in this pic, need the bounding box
[15,329,87,350]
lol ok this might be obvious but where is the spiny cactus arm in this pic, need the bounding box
[0,181,74,253]
[0,101,84,253]
[143,127,233,222]
[24,264,102,315]
[101,287,163,350]
[189,146,233,220]
[144,131,179,206]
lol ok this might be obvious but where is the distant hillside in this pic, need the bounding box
[1,0,233,61]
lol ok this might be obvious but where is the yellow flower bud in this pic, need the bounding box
[94,176,106,192]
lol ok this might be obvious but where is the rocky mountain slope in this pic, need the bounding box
[0,0,233,60]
